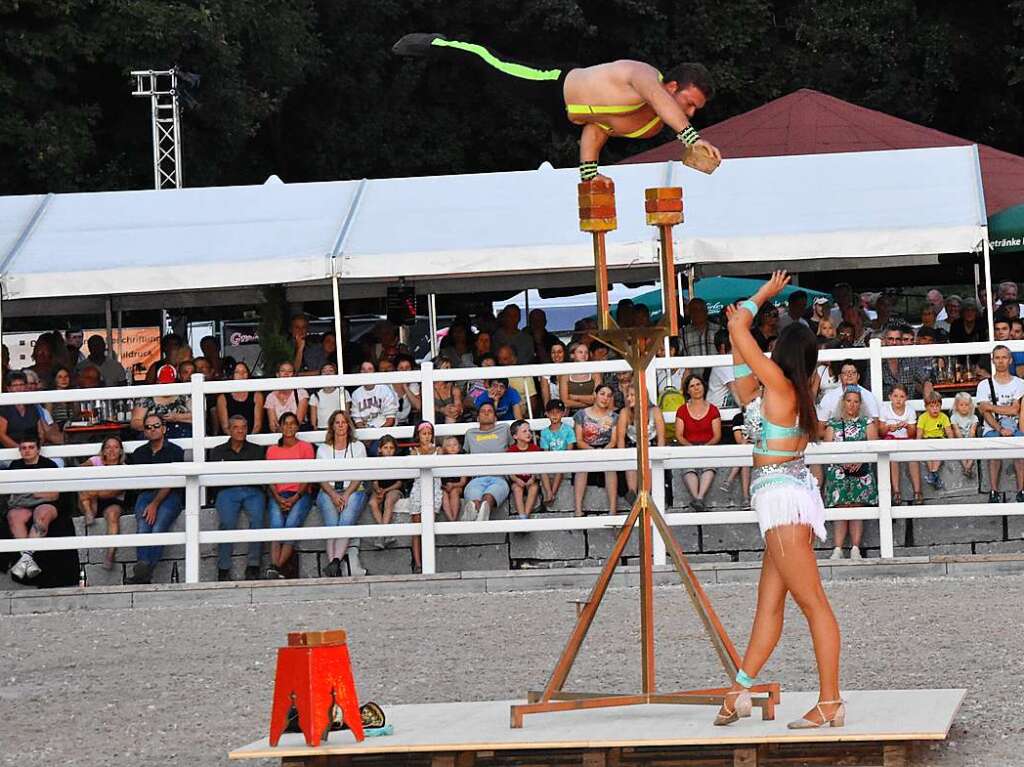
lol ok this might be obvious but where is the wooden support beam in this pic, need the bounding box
[733,746,758,767]
[883,743,910,767]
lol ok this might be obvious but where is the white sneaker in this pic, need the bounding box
[849,545,863,560]
[23,554,41,578]
[346,548,367,577]
[476,500,491,522]
[829,547,843,560]
[10,552,31,579]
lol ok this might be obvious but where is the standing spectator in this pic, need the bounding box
[309,362,347,430]
[572,383,620,517]
[130,365,192,438]
[881,326,935,399]
[878,384,920,506]
[916,392,953,490]
[616,385,666,503]
[926,289,947,322]
[65,329,86,368]
[217,361,265,434]
[560,342,601,413]
[431,356,464,424]
[777,290,809,331]
[506,419,542,518]
[949,299,984,343]
[78,335,127,387]
[475,378,523,421]
[541,341,568,407]
[126,415,185,584]
[439,322,475,368]
[463,402,511,521]
[0,371,47,448]
[615,298,637,328]
[473,330,493,364]
[824,388,879,560]
[528,309,561,363]
[840,305,870,345]
[681,298,718,378]
[144,333,184,384]
[264,361,309,432]
[674,375,722,510]
[752,304,780,350]
[5,434,60,581]
[829,282,854,326]
[368,320,406,368]
[439,436,467,522]
[200,335,225,380]
[496,344,538,415]
[494,304,535,364]
[391,354,422,425]
[265,412,315,579]
[315,409,368,578]
[539,398,575,504]
[810,297,831,334]
[707,330,738,409]
[816,361,880,429]
[78,436,126,570]
[288,314,326,374]
[949,392,978,477]
[26,335,58,389]
[209,415,267,582]
[977,345,1024,503]
[349,360,399,439]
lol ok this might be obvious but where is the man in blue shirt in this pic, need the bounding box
[473,378,524,421]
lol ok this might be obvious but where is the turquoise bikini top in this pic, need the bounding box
[752,418,803,458]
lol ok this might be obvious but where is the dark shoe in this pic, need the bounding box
[391,33,447,57]
[989,491,1002,504]
[126,561,152,585]
[1016,490,1024,503]
[323,558,342,578]
[244,565,261,581]
[217,568,232,582]
[691,497,705,512]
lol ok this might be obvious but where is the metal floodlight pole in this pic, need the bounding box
[131,68,184,190]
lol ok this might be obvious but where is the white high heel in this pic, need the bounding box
[787,699,846,729]
[713,689,752,726]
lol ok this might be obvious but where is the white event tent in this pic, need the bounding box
[0,144,990,341]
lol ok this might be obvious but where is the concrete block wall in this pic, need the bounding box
[3,459,1024,589]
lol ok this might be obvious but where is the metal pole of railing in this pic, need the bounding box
[185,373,206,583]
[877,453,895,559]
[420,361,435,426]
[651,461,668,565]
[868,338,883,404]
[420,467,436,574]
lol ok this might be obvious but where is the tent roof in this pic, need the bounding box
[619,88,1024,216]
[0,144,986,304]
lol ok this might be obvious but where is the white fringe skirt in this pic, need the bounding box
[750,458,827,542]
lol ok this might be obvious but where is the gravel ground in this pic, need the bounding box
[2,573,1023,766]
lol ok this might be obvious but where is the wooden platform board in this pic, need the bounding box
[229,689,964,762]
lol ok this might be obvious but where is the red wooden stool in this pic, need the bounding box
[268,629,365,747]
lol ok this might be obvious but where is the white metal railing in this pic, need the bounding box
[1,337,1022,584]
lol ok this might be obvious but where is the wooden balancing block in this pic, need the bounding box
[645,187,684,226]
[268,629,365,747]
[578,179,617,232]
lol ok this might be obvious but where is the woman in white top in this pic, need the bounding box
[309,362,347,430]
[878,383,920,505]
[315,409,367,577]
[265,361,309,432]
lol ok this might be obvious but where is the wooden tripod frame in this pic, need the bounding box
[510,180,780,728]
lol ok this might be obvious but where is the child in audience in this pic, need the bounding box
[368,435,405,531]
[879,383,921,505]
[916,391,953,490]
[506,419,542,518]
[949,391,978,478]
[539,398,576,504]
[439,435,467,521]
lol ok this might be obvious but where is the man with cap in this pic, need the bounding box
[539,398,576,504]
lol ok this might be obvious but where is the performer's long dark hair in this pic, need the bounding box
[770,323,819,440]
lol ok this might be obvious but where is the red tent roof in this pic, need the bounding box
[619,88,1024,216]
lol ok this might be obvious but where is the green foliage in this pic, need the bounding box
[256,284,292,376]
[1,0,1024,194]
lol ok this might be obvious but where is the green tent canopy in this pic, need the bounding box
[626,276,831,319]
[989,204,1024,254]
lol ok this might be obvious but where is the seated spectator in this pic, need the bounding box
[350,361,399,455]
[463,402,511,521]
[881,325,935,399]
[6,434,60,581]
[475,378,523,421]
[615,298,636,328]
[634,304,652,327]
[25,335,58,389]
[264,360,309,432]
[916,391,952,490]
[560,342,601,413]
[674,375,722,511]
[439,322,475,368]
[368,320,407,368]
[496,344,538,416]
[722,407,751,508]
[432,356,464,424]
[439,435,467,522]
[265,412,315,579]
[125,415,186,584]
[209,415,267,582]
[813,351,840,403]
[778,290,809,331]
[616,385,666,504]
[949,392,978,477]
[681,298,718,377]
[528,308,561,363]
[878,384,920,506]
[391,354,422,426]
[1011,319,1024,376]
[368,435,405,535]
[816,360,880,431]
[977,345,1024,504]
[835,321,857,346]
[78,335,127,386]
[949,299,984,344]
[316,409,368,578]
[997,280,1024,315]
[506,419,542,519]
[571,317,598,345]
[573,383,619,517]
[540,398,575,504]
[177,359,196,383]
[919,306,948,341]
[78,436,127,570]
[144,333,184,384]
[610,370,633,410]
[494,304,536,364]
[540,341,568,407]
[810,297,831,334]
[994,312,1012,343]
[393,421,440,572]
[309,362,347,430]
[45,366,79,430]
[131,364,192,438]
[75,364,103,390]
[840,305,870,345]
[473,330,493,364]
[288,314,326,374]
[824,387,878,560]
[751,303,780,351]
[0,371,47,448]
[707,329,738,409]
[464,353,497,404]
[829,282,854,326]
[217,361,265,435]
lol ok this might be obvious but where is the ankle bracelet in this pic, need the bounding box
[735,670,755,688]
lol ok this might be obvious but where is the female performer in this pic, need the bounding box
[715,272,845,730]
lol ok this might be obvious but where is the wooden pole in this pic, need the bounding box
[579,180,617,330]
[645,188,683,337]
